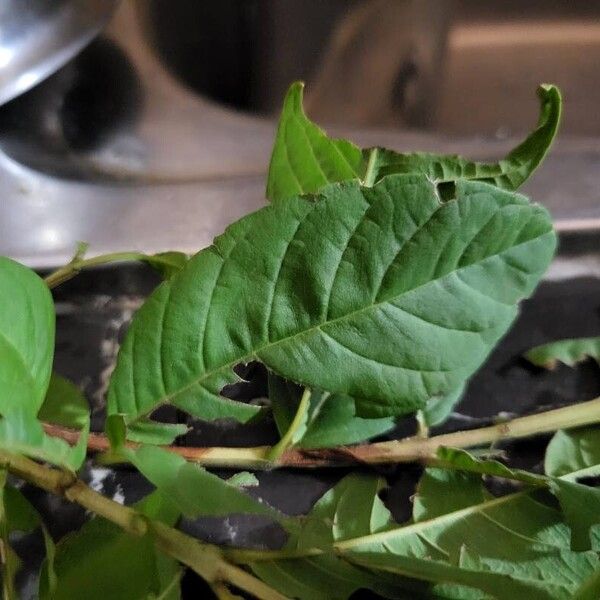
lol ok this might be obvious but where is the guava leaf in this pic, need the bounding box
[124,445,285,524]
[38,373,90,468]
[39,492,181,600]
[365,84,561,193]
[0,257,54,413]
[420,384,465,428]
[434,447,547,487]
[525,337,600,369]
[550,479,600,552]
[340,470,599,599]
[145,251,189,280]
[250,475,409,600]
[109,174,555,439]
[267,82,561,202]
[0,475,55,599]
[545,427,600,477]
[247,469,599,599]
[269,374,395,448]
[266,82,363,202]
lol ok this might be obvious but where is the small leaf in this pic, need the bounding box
[249,475,406,600]
[266,82,364,203]
[226,472,259,487]
[545,427,600,477]
[434,447,547,487]
[420,384,465,428]
[413,468,487,522]
[269,374,395,448]
[38,373,90,469]
[365,85,561,192]
[125,446,285,523]
[525,337,600,369]
[109,175,555,436]
[550,479,600,552]
[39,492,181,600]
[0,257,54,413]
[0,476,55,599]
[145,252,189,280]
[0,409,86,472]
[267,82,561,202]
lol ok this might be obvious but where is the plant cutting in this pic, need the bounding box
[3,80,600,599]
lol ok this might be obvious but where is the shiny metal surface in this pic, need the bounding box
[0,0,117,106]
[1,1,600,270]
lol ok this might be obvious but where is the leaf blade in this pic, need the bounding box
[110,175,555,435]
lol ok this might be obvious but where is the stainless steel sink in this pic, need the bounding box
[1,0,600,269]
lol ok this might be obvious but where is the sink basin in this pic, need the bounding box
[1,0,600,270]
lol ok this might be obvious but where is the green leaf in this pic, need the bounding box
[124,445,285,523]
[249,475,408,600]
[340,474,598,599]
[0,409,85,472]
[420,384,465,428]
[365,84,561,193]
[267,82,561,202]
[550,479,600,552]
[434,447,547,487]
[413,468,488,522]
[525,337,600,369]
[226,472,259,487]
[109,174,555,438]
[39,492,181,600]
[545,427,600,477]
[145,252,189,280]
[573,566,600,599]
[0,475,55,599]
[269,374,395,448]
[266,82,364,203]
[0,257,54,413]
[38,373,90,469]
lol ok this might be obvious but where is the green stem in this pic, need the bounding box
[48,396,600,469]
[0,449,287,600]
[266,387,311,462]
[44,251,174,289]
[362,148,379,187]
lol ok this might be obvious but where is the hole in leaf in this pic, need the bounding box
[436,181,456,202]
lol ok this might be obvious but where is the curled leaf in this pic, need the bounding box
[267,82,561,202]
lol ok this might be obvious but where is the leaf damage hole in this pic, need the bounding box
[436,181,456,202]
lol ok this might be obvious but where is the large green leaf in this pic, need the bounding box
[267,82,561,202]
[525,337,600,369]
[245,468,599,599]
[269,374,395,449]
[109,175,555,439]
[39,492,181,600]
[339,471,599,599]
[0,257,54,413]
